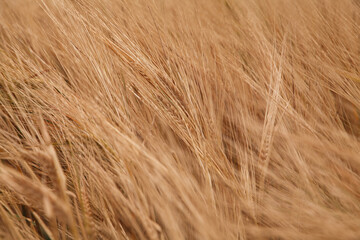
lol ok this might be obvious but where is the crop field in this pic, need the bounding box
[0,0,359,239]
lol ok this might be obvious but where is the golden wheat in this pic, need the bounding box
[0,0,359,239]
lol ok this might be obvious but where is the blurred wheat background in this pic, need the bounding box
[0,0,359,239]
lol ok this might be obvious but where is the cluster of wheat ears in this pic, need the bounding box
[0,0,359,239]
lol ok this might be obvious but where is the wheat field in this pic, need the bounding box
[0,0,359,239]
